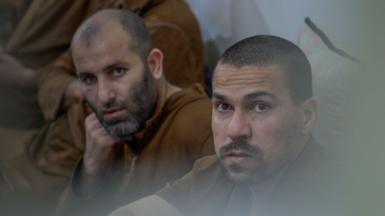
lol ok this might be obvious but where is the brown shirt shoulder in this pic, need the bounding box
[156,155,234,215]
[159,84,214,156]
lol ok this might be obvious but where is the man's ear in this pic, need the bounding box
[147,48,163,79]
[301,98,317,134]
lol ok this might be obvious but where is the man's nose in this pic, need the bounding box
[226,111,251,140]
[98,80,116,105]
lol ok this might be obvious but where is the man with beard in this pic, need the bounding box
[1,0,205,195]
[109,35,346,216]
[56,9,213,216]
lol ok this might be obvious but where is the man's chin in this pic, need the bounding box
[102,115,126,125]
[221,160,266,186]
[103,121,139,138]
[226,170,255,186]
[222,163,254,185]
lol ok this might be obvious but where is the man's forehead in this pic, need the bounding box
[213,64,285,89]
[72,26,130,59]
[72,33,137,75]
[72,19,128,49]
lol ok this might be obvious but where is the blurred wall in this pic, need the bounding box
[186,0,368,67]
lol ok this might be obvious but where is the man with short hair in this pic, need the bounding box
[1,0,205,193]
[110,35,345,216]
[56,9,213,216]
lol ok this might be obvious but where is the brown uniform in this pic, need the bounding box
[2,0,204,192]
[155,140,346,216]
[57,84,213,216]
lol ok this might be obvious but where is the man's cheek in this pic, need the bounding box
[212,122,226,139]
[213,135,224,156]
[85,98,100,115]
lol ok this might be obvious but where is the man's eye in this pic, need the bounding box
[111,67,126,77]
[81,76,97,85]
[216,103,233,112]
[254,103,269,112]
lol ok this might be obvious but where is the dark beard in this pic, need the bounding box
[86,66,157,140]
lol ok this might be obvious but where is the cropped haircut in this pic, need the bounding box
[74,9,152,59]
[219,35,312,104]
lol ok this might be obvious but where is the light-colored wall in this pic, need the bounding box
[186,0,370,66]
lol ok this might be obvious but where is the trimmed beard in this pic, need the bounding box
[87,66,157,140]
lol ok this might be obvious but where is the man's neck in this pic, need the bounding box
[249,167,285,202]
[132,79,181,141]
[249,136,311,201]
[153,79,181,116]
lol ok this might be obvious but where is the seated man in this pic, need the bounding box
[48,9,213,216]
[1,0,205,204]
[110,35,346,216]
[0,0,205,129]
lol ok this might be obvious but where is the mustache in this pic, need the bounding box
[85,99,126,113]
[218,139,260,159]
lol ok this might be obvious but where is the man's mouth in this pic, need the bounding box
[221,150,257,166]
[224,150,253,158]
[102,108,126,119]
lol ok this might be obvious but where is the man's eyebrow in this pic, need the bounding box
[77,70,91,77]
[211,91,274,101]
[212,92,228,101]
[244,91,275,100]
[102,61,127,72]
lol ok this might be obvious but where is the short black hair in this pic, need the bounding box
[73,9,152,59]
[219,35,312,104]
